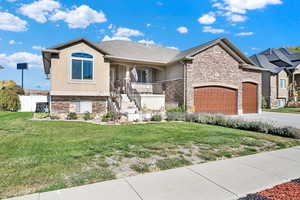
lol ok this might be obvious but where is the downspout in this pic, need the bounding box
[180,60,187,111]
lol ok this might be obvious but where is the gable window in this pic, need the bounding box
[71,53,93,80]
[137,70,147,83]
[280,79,287,89]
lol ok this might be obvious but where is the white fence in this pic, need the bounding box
[19,95,48,112]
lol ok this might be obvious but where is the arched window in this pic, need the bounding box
[71,53,93,80]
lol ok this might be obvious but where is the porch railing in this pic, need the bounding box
[126,81,142,110]
[108,82,122,114]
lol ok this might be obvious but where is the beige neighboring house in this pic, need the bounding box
[250,48,300,108]
[42,37,263,119]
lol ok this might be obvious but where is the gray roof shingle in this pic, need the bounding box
[95,40,180,63]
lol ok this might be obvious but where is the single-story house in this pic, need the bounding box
[250,48,300,108]
[42,37,263,119]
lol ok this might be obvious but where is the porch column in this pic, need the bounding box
[125,65,131,82]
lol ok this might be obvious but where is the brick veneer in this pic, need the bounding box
[186,44,262,114]
[51,96,107,115]
[162,79,184,107]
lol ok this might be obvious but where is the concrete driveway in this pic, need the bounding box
[236,112,300,129]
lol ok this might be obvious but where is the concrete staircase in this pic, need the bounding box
[120,94,140,121]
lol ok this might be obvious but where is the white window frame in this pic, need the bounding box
[70,52,95,82]
[69,101,92,113]
[279,79,287,89]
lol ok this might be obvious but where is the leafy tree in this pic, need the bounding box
[0,81,23,111]
[288,46,300,53]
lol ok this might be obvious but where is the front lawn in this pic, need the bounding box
[1,112,299,198]
[264,107,300,114]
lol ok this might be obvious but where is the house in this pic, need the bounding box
[250,48,300,108]
[42,37,263,119]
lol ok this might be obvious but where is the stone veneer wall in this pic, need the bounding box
[51,96,107,115]
[161,79,184,107]
[186,44,262,114]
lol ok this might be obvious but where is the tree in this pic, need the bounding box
[288,46,300,53]
[0,81,24,111]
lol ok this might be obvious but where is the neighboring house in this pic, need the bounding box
[250,48,300,108]
[42,37,263,118]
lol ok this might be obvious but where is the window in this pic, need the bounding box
[137,70,147,83]
[71,53,93,80]
[69,101,92,113]
[280,79,287,89]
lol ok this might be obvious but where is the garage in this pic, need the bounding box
[194,86,237,115]
[242,82,258,113]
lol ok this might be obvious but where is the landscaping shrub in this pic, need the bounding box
[34,112,49,119]
[166,105,187,121]
[67,112,77,120]
[83,112,92,121]
[193,113,298,138]
[151,114,162,121]
[101,111,116,122]
[0,89,21,111]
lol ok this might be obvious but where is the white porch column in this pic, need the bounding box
[125,65,131,82]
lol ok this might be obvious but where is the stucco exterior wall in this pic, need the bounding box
[50,42,110,96]
[186,44,262,114]
[165,62,184,80]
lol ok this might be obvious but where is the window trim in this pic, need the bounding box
[70,52,95,82]
[279,79,287,89]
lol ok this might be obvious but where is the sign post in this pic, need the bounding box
[17,63,28,89]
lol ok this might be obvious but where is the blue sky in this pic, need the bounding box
[0,0,299,90]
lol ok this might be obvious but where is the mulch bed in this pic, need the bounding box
[239,178,300,200]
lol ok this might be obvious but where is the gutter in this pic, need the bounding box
[104,55,168,66]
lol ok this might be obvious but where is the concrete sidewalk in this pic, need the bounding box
[6,146,300,200]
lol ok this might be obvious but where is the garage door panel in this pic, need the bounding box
[243,82,258,113]
[194,87,237,115]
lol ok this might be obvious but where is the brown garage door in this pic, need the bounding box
[194,86,237,115]
[243,82,258,113]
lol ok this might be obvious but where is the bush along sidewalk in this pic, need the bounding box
[167,112,298,139]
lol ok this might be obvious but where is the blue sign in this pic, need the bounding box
[17,63,28,70]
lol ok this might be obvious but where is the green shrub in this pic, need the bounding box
[261,96,269,109]
[151,114,162,121]
[67,112,77,120]
[166,112,186,121]
[166,105,186,112]
[83,112,92,121]
[34,112,49,119]
[193,113,297,138]
[156,158,191,170]
[101,111,116,122]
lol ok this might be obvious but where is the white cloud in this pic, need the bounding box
[0,52,42,68]
[32,46,44,50]
[19,0,61,23]
[0,12,28,32]
[226,13,247,22]
[198,13,216,24]
[222,0,282,14]
[235,32,254,36]
[114,27,144,37]
[146,23,151,27]
[177,26,188,34]
[102,35,131,41]
[251,47,260,50]
[108,24,113,29]
[9,40,16,45]
[50,5,107,28]
[138,40,155,45]
[203,26,225,34]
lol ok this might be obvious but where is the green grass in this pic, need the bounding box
[0,112,299,198]
[264,107,300,114]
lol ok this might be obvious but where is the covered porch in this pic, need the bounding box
[109,63,166,112]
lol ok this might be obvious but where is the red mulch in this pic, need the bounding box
[258,182,300,200]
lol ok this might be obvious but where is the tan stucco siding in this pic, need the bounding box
[165,62,184,80]
[50,42,110,96]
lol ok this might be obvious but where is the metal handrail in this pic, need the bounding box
[126,81,142,110]
[109,82,122,113]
